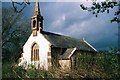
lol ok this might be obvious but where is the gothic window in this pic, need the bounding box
[31,43,39,61]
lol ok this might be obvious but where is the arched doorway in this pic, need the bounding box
[31,43,39,61]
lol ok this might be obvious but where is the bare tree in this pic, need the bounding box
[2,8,30,61]
[11,0,30,13]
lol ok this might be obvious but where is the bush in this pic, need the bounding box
[75,52,120,78]
[2,52,120,79]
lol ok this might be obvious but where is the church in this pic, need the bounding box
[18,0,97,70]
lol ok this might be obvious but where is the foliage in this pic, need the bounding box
[76,52,120,78]
[26,67,52,78]
[109,48,120,54]
[2,7,31,62]
[96,53,119,78]
[76,53,94,70]
[2,51,120,79]
[2,61,53,79]
[80,0,120,23]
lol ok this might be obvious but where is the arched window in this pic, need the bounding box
[33,20,36,28]
[31,43,39,61]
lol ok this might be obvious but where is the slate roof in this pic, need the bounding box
[42,31,97,52]
[61,48,76,59]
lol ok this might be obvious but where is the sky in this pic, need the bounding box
[2,1,119,51]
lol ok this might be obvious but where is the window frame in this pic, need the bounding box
[31,43,39,61]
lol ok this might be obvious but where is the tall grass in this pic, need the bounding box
[2,52,120,79]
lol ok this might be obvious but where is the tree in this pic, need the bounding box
[0,6,2,61]
[2,7,31,61]
[80,0,120,23]
[11,0,30,13]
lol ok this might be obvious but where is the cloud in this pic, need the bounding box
[3,2,117,50]
[22,2,118,50]
[51,14,66,29]
[40,2,118,50]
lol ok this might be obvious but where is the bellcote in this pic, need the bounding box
[31,0,43,36]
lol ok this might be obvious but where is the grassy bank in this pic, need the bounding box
[2,53,120,79]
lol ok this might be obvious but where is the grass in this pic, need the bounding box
[2,53,120,79]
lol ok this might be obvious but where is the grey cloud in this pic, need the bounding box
[4,2,117,51]
[40,2,118,50]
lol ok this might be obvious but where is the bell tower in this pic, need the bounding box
[31,0,43,36]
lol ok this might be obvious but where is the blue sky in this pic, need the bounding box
[2,2,118,51]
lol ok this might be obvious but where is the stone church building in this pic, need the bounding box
[18,0,97,70]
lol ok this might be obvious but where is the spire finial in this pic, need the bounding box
[34,0,40,15]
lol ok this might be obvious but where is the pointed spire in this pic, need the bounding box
[34,0,40,16]
[31,0,43,35]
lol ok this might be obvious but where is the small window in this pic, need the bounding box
[33,20,36,28]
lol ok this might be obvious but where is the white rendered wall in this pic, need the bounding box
[19,32,51,70]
